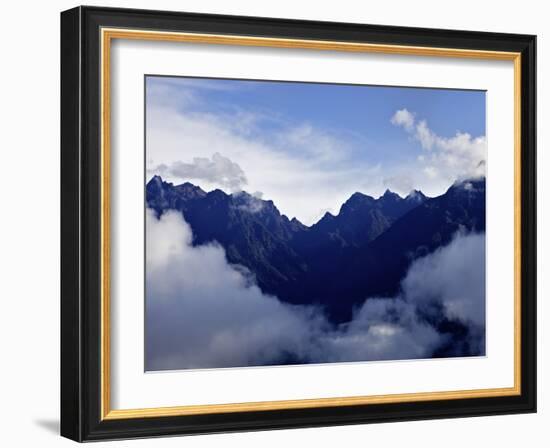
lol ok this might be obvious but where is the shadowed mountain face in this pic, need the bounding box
[146,175,485,323]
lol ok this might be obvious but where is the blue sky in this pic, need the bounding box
[146,76,486,225]
[163,78,485,150]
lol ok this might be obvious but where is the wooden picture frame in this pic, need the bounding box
[61,5,536,442]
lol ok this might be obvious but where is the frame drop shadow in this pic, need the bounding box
[34,419,59,435]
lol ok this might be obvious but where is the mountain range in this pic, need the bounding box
[146,175,485,323]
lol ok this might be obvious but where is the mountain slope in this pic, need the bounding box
[304,189,427,249]
[315,178,486,321]
[147,176,309,298]
[146,176,485,323]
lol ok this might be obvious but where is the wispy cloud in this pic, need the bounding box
[232,191,266,213]
[146,80,382,225]
[391,108,486,184]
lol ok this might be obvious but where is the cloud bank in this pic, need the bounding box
[403,232,486,327]
[146,209,485,371]
[145,209,318,370]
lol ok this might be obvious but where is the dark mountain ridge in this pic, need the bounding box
[146,175,485,323]
[147,175,427,240]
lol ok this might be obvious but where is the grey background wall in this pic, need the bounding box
[1,1,546,446]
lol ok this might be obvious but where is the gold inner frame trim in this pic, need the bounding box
[100,27,522,421]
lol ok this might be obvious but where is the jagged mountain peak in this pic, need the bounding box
[147,176,207,198]
[405,189,427,202]
[209,188,229,198]
[146,174,168,190]
[348,191,372,201]
[174,182,207,199]
[319,211,336,221]
[146,177,433,243]
[150,174,163,184]
[446,177,486,198]
[380,189,402,201]
[339,192,375,214]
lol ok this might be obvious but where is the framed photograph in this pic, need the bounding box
[60,6,536,442]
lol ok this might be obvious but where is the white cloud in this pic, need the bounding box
[152,152,248,192]
[145,209,319,370]
[146,210,485,370]
[318,231,486,362]
[390,108,415,131]
[232,191,266,213]
[283,123,350,163]
[312,299,443,363]
[383,174,414,194]
[391,108,487,187]
[402,231,486,327]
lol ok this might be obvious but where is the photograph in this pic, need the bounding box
[57,4,538,442]
[144,76,487,371]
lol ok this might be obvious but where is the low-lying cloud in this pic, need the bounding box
[146,209,316,370]
[403,232,486,327]
[146,209,485,371]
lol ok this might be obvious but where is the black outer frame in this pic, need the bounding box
[60,5,537,442]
